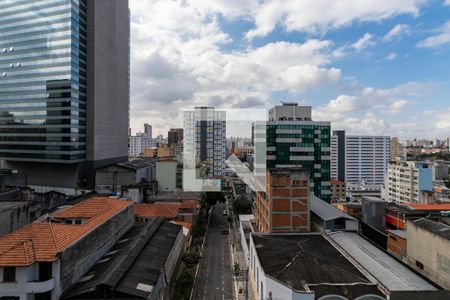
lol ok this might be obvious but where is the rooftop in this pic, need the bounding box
[0,198,131,266]
[329,231,438,291]
[117,159,155,170]
[388,230,408,240]
[410,218,450,240]
[251,233,382,298]
[311,195,356,222]
[133,200,200,219]
[407,204,450,211]
[64,218,182,299]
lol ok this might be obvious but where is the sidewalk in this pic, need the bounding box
[230,222,256,300]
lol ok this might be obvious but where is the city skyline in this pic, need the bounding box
[129,0,450,139]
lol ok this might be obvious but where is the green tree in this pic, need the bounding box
[203,192,225,206]
[233,195,252,215]
[173,268,195,300]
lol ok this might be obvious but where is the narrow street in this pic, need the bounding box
[193,203,234,300]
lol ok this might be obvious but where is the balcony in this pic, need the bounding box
[2,277,55,294]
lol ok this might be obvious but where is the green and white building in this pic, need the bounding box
[254,102,331,201]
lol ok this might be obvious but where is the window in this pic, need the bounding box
[3,267,16,282]
[416,260,424,270]
[74,219,82,225]
[39,262,52,282]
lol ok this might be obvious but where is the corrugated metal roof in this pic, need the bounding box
[310,195,357,222]
[329,231,438,291]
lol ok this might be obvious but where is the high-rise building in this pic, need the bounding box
[331,132,391,185]
[254,168,310,233]
[0,0,130,189]
[184,107,226,177]
[168,128,183,146]
[391,137,406,160]
[255,102,331,201]
[383,161,433,204]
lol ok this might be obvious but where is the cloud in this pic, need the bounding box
[383,24,411,42]
[416,21,450,48]
[352,33,375,52]
[445,0,450,6]
[384,52,397,60]
[129,0,344,133]
[244,0,426,39]
[389,99,408,113]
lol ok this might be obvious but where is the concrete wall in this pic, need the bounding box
[164,226,185,296]
[0,202,41,237]
[156,162,177,192]
[59,204,133,293]
[407,221,450,289]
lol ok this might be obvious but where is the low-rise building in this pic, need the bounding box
[63,218,185,300]
[0,200,41,237]
[249,233,384,300]
[254,168,310,233]
[95,159,156,195]
[407,218,450,290]
[0,198,133,300]
[155,157,178,192]
[134,200,200,228]
[387,229,407,260]
[362,196,387,232]
[310,195,358,232]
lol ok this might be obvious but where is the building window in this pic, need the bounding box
[3,267,16,282]
[39,262,52,282]
[75,219,82,225]
[416,260,424,270]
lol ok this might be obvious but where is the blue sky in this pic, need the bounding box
[129,0,450,139]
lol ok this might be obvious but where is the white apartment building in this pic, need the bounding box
[332,132,391,185]
[184,107,226,177]
[129,125,154,157]
[383,161,433,204]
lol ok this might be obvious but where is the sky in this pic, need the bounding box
[129,0,450,139]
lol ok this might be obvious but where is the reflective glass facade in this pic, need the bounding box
[0,0,87,163]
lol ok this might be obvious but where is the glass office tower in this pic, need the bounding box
[0,0,130,189]
[0,0,87,162]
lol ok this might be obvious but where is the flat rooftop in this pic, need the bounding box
[411,218,450,240]
[252,233,382,298]
[329,231,438,291]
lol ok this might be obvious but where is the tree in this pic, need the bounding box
[233,195,252,215]
[203,192,225,206]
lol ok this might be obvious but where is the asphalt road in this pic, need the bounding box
[193,203,234,300]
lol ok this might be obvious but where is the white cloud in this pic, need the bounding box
[129,0,342,134]
[352,33,375,52]
[445,0,450,6]
[389,99,408,113]
[416,21,450,48]
[383,24,411,42]
[244,0,426,39]
[384,52,397,60]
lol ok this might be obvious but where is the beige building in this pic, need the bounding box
[391,137,406,160]
[407,218,450,290]
[156,157,178,192]
[330,178,346,203]
[384,161,433,204]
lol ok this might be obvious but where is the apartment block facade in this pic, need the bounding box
[383,161,433,204]
[184,107,226,177]
[255,103,331,201]
[0,0,130,188]
[332,132,391,185]
[254,168,310,233]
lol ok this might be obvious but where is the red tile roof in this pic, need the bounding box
[133,200,200,219]
[0,198,131,266]
[407,204,450,211]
